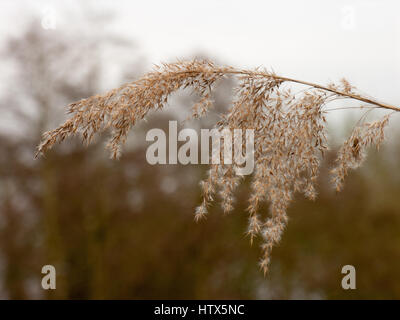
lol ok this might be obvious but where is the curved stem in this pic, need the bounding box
[271,74,400,112]
[177,69,400,112]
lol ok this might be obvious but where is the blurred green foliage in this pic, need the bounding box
[0,20,400,300]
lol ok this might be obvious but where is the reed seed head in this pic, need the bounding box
[36,59,398,274]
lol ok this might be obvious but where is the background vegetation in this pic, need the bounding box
[1,17,400,299]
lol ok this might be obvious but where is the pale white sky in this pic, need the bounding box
[1,0,399,118]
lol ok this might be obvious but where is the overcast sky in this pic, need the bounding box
[1,0,399,113]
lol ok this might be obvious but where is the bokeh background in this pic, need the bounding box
[0,0,399,299]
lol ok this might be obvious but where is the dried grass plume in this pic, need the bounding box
[36,59,400,275]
